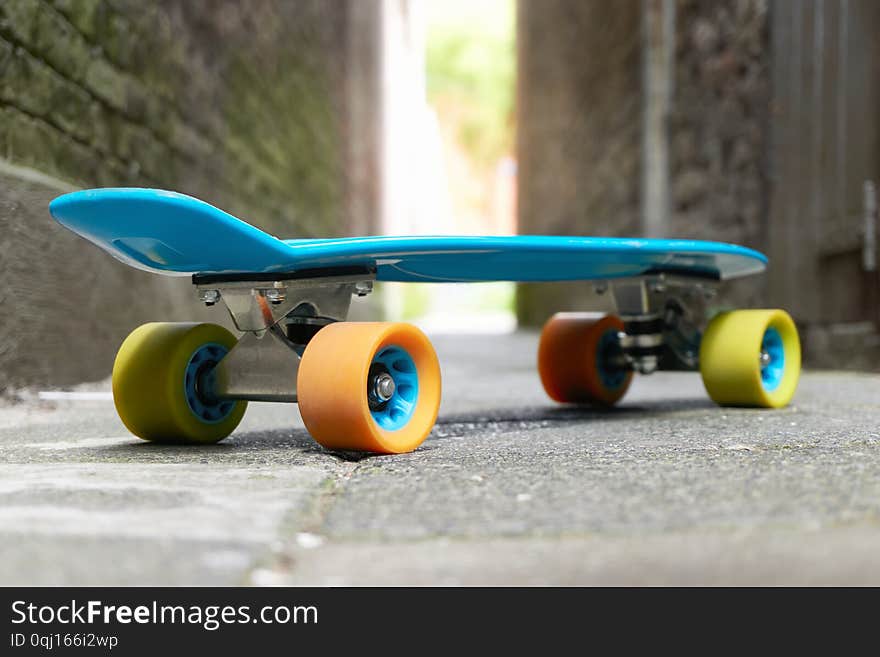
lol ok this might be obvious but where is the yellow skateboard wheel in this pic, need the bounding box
[297,322,441,454]
[112,322,247,443]
[538,313,633,405]
[699,309,800,408]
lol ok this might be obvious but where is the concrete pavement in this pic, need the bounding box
[1,332,879,585]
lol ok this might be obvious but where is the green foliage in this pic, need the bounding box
[425,0,515,165]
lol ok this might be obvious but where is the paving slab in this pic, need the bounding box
[1,332,878,585]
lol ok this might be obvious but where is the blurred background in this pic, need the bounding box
[0,0,878,392]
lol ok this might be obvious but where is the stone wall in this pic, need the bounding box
[670,0,770,245]
[516,0,771,325]
[0,0,380,390]
[669,0,770,309]
[515,0,642,326]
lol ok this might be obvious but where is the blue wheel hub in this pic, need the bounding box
[184,343,236,423]
[760,327,785,392]
[368,345,418,431]
[597,329,628,390]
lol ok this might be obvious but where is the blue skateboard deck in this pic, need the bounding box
[50,188,767,282]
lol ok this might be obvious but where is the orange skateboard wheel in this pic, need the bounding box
[538,313,633,405]
[297,322,441,454]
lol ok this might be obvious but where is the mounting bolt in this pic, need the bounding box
[649,280,666,294]
[265,288,286,305]
[592,281,608,295]
[199,289,220,306]
[355,281,373,297]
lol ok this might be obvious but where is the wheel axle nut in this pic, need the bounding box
[372,372,396,402]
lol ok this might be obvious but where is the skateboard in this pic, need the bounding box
[50,188,801,454]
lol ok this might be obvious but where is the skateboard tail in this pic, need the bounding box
[50,193,169,273]
[50,188,299,275]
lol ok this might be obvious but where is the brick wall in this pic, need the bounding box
[0,0,380,389]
